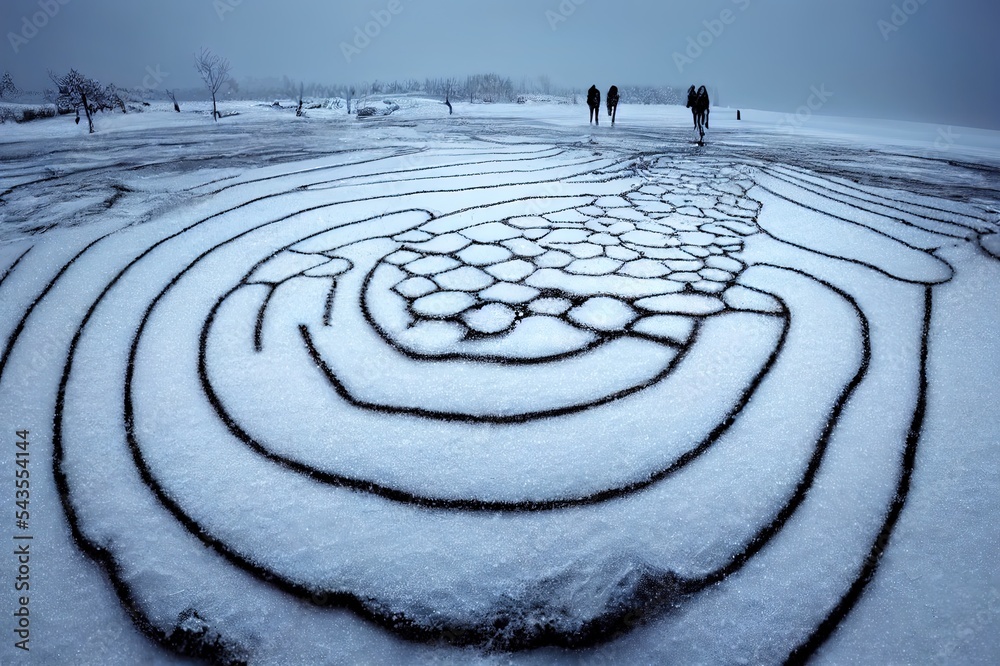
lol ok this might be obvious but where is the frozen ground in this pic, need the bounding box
[1,99,998,665]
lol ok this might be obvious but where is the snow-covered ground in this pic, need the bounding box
[1,99,998,665]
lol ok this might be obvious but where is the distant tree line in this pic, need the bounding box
[5,55,698,132]
[327,76,687,107]
[231,74,690,109]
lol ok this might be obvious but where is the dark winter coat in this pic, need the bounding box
[587,86,601,109]
[607,86,619,110]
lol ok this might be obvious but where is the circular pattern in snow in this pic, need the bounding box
[15,143,990,664]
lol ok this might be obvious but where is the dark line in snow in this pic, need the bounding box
[31,144,956,660]
[0,245,32,291]
[785,286,931,665]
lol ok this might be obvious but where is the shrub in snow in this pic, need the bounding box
[356,101,399,118]
[18,105,57,122]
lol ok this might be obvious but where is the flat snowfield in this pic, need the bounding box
[1,100,998,665]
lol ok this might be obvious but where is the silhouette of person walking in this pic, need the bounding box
[686,85,711,144]
[606,85,619,126]
[587,85,601,125]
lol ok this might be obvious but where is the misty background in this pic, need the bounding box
[2,0,998,129]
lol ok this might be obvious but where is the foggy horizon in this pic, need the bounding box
[3,0,999,130]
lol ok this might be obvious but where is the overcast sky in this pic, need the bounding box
[2,0,998,129]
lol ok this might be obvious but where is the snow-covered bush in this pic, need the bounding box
[356,100,399,118]
[0,103,57,123]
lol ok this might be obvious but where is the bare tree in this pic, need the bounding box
[102,83,128,114]
[194,48,232,121]
[443,77,456,115]
[165,89,181,112]
[49,69,104,133]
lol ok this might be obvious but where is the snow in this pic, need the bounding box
[982,233,1000,259]
[247,250,331,284]
[456,243,513,266]
[724,285,786,314]
[635,293,727,315]
[564,257,623,275]
[462,222,523,243]
[402,255,461,276]
[567,297,638,331]
[564,242,604,259]
[0,97,998,665]
[393,276,437,299]
[501,237,546,257]
[462,303,517,334]
[621,229,672,247]
[527,269,687,299]
[478,282,539,304]
[632,314,698,345]
[402,232,472,254]
[412,291,477,318]
[605,245,641,261]
[534,249,574,267]
[432,266,495,292]
[620,258,672,278]
[484,258,536,282]
[528,297,573,316]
